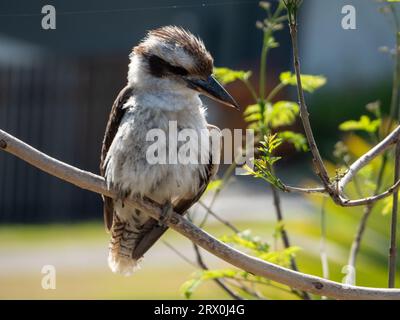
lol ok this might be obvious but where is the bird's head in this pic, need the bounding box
[128,26,239,110]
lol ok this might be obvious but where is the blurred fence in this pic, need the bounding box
[0,1,292,224]
[0,53,256,224]
[0,56,127,223]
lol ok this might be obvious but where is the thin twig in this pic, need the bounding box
[162,241,198,268]
[338,179,400,207]
[266,82,286,102]
[258,1,309,300]
[287,8,333,193]
[224,279,266,299]
[347,204,373,277]
[320,198,329,281]
[189,214,250,299]
[284,185,326,194]
[347,154,387,278]
[192,244,245,300]
[243,79,258,102]
[389,141,400,288]
[281,1,400,211]
[388,6,400,289]
[270,184,311,300]
[266,124,400,206]
[164,239,246,300]
[198,200,240,233]
[198,160,236,228]
[346,6,400,275]
[339,125,400,194]
[2,129,400,299]
[280,168,400,207]
[386,7,400,134]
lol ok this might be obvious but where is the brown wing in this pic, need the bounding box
[131,125,221,260]
[100,85,134,231]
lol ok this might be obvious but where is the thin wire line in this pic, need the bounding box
[0,0,265,18]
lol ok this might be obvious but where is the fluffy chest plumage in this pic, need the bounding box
[104,94,210,203]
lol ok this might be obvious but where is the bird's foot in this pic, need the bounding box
[158,202,174,227]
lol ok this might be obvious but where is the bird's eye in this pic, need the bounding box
[168,65,188,76]
[147,54,188,77]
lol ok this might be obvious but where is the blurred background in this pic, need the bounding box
[0,0,398,299]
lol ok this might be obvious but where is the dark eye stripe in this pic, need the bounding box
[168,64,188,76]
[146,54,188,77]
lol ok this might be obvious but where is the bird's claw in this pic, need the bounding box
[158,202,174,227]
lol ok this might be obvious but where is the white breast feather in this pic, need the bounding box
[104,88,210,204]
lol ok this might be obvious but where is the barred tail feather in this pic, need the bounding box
[107,206,149,276]
[108,253,142,276]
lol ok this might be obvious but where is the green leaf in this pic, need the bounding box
[243,103,262,116]
[266,36,279,49]
[180,278,202,299]
[213,67,252,85]
[206,179,222,192]
[278,131,309,152]
[243,103,270,134]
[258,246,302,267]
[221,229,270,253]
[280,71,327,93]
[239,163,256,176]
[265,101,299,128]
[200,269,241,280]
[244,112,262,123]
[243,134,286,189]
[180,269,246,299]
[339,115,381,133]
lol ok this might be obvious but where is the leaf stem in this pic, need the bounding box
[266,83,286,102]
[259,31,271,102]
[243,79,258,102]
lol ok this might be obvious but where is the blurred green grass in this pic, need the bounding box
[0,212,398,300]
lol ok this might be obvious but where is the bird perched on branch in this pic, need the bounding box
[100,26,239,275]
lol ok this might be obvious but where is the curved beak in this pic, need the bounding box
[186,75,240,110]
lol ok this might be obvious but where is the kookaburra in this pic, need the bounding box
[100,26,239,275]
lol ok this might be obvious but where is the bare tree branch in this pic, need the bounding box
[287,8,333,194]
[284,185,326,194]
[338,180,400,207]
[2,129,400,299]
[285,2,400,209]
[278,130,400,206]
[277,149,400,207]
[339,125,400,194]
